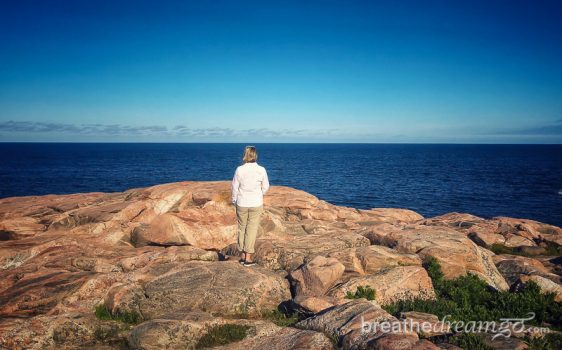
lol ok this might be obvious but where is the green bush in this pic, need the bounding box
[94,304,141,324]
[345,285,376,301]
[448,333,493,350]
[525,333,562,350]
[196,324,250,348]
[261,309,300,327]
[383,257,562,330]
[489,243,562,257]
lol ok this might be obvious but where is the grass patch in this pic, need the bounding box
[489,243,562,257]
[95,304,141,325]
[525,332,562,350]
[261,309,300,327]
[447,333,493,350]
[383,256,562,331]
[196,324,250,348]
[345,285,376,301]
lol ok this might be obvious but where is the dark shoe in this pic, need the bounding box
[239,259,245,265]
[244,261,256,267]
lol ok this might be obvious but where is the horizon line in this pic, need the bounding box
[1,141,562,145]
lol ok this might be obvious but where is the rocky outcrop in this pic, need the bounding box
[366,225,510,290]
[421,212,562,248]
[327,245,422,276]
[290,256,345,297]
[140,260,291,318]
[1,181,561,349]
[128,311,334,350]
[296,299,439,349]
[493,254,562,287]
[222,232,371,271]
[327,266,436,305]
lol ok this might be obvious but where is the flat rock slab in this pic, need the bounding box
[139,260,291,319]
[129,311,333,350]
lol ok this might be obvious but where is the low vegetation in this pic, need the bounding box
[260,309,300,327]
[94,304,141,325]
[447,333,493,350]
[489,242,562,257]
[196,324,250,348]
[383,256,562,347]
[345,285,376,301]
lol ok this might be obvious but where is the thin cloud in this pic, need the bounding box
[0,121,170,136]
[0,120,345,139]
[494,124,562,136]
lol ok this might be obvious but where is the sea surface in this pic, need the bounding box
[1,143,561,227]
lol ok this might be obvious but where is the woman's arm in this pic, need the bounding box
[231,168,240,204]
[261,168,270,195]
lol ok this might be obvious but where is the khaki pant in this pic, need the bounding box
[236,205,263,254]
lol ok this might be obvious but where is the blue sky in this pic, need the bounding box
[1,0,562,143]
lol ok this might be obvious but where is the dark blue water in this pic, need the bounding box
[1,143,561,226]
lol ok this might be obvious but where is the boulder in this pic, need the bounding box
[103,283,146,320]
[129,311,333,350]
[130,210,236,249]
[290,256,345,297]
[327,245,421,276]
[399,311,451,337]
[493,254,561,287]
[369,225,509,290]
[139,261,291,319]
[327,266,435,305]
[361,208,424,224]
[213,324,334,350]
[296,299,434,349]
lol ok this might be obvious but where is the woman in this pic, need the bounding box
[231,146,269,266]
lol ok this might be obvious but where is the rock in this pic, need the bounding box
[103,283,146,320]
[361,208,424,224]
[421,213,562,250]
[128,312,224,350]
[130,210,236,249]
[129,311,333,350]
[327,266,435,305]
[514,275,562,302]
[296,299,429,349]
[213,325,334,350]
[481,332,530,350]
[399,311,451,336]
[514,246,547,256]
[1,181,560,349]
[292,295,348,314]
[139,261,291,319]
[51,315,124,348]
[493,254,561,287]
[290,256,345,297]
[222,232,370,271]
[371,334,440,349]
[327,245,422,276]
[369,225,509,290]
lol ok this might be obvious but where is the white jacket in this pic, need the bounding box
[231,162,270,207]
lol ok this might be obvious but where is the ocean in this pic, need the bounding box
[1,143,561,227]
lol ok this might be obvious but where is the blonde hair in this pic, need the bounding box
[242,146,257,163]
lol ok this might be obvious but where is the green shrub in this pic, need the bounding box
[94,304,141,324]
[345,285,376,301]
[448,333,493,350]
[489,243,562,257]
[383,257,562,330]
[525,333,562,350]
[261,309,300,327]
[196,324,250,348]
